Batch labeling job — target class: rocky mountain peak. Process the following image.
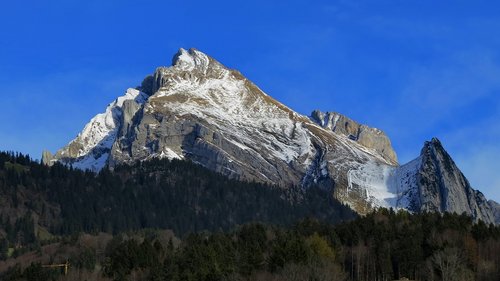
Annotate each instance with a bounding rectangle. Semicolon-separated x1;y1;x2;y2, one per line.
151;48;228;94
416;137;495;222
423;137;443;149
171;48;210;72
420;137;458;178
421;137;438;155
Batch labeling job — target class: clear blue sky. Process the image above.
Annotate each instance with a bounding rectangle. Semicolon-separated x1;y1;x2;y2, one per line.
1;0;499;201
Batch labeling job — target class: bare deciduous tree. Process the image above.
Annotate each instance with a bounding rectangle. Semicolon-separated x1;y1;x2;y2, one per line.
431;247;467;281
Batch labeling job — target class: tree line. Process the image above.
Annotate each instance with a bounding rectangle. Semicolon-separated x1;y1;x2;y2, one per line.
0;151;354;256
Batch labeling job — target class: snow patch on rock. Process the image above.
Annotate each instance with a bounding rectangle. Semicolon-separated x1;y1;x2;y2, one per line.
347;156;422;210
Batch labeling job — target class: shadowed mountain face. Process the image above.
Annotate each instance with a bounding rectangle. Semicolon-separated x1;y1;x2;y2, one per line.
44;48;499;223
408;138;496;223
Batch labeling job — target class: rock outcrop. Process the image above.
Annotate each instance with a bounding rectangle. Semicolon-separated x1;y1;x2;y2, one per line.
41;150;54;166
489;200;500;224
310;110;398;164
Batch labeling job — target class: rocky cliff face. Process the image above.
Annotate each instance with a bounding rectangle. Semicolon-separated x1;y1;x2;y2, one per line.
45;48;498;224
310;110;398;165
406;138;496;223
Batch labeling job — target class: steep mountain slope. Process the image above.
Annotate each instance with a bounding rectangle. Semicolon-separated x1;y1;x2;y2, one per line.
414;138;495;222
44;48;498;223
386;138;495;223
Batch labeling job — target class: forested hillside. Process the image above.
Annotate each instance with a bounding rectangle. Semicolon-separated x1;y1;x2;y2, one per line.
1;211;499;281
1;152;499;281
0;151;354;255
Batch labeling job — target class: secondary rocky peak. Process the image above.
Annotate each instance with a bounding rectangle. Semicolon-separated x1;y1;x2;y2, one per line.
421;137;438;154
416;137;495;223
420;137;456;176
424;137;442;148
41;150;54;165
310;109;398;165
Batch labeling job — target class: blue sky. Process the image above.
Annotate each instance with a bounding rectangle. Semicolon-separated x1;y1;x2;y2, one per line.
1;0;499;201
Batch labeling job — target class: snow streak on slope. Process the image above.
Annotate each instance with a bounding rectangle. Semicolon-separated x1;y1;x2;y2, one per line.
347;156;422;210
347;160;394;208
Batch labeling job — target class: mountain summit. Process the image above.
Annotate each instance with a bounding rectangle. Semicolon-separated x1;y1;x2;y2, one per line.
43;48;498;223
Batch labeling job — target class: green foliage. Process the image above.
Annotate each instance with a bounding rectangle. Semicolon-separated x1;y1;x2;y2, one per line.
306;233;335;261
96;211;500;281
71;247;96;271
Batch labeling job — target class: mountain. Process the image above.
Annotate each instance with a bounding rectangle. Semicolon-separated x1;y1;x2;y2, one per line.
43;48;498;223
395;138;495;223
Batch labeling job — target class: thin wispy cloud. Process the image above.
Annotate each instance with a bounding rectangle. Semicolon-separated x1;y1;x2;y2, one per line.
401;52;500;112
454;144;500;200
442;104;500;200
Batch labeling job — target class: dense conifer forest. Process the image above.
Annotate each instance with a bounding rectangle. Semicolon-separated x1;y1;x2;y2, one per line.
0;151;355;237
0;151;499;281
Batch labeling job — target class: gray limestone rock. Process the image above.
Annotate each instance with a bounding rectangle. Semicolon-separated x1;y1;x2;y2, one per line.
41;150;53;165
412;138;496;223
310;110;398;165
488;200;500;224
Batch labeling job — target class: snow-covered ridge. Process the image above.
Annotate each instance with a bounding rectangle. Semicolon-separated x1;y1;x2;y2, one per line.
73;88;147;157
172;48;211;73
55;88;148;171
